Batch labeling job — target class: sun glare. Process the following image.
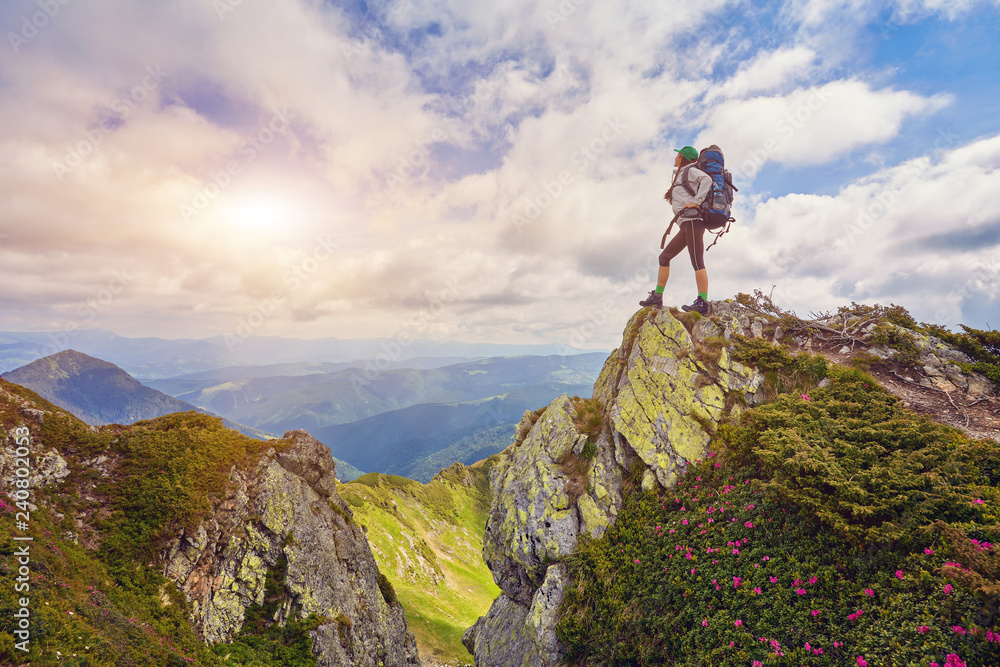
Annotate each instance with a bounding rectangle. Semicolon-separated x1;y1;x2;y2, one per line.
227;195;299;233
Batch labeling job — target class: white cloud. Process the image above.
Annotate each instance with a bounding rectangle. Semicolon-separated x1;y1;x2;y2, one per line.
708;46;819;101
709;132;1000;328
0;0;998;349
697;80;952;180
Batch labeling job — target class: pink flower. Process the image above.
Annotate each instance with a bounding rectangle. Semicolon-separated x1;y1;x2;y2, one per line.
974;499;985;504
752;587;761;595
808;577;817;584
811;610;821;617
769;576;778;583
795;588;807;595
691;568;696;575
918;625;930;634
864;588;874;597
753;662;762;667
953;625;967;635
702;619;708;627
925;547;935;555
682;519;689;525
895;570;904;579
944;583;953;594
762;556;770;561
801;394;811;401
857;657;868;667
735;619;743;627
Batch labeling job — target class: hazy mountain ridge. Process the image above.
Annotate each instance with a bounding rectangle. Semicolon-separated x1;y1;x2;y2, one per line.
147;353;608;434
0;329;607;379
318;380;595;482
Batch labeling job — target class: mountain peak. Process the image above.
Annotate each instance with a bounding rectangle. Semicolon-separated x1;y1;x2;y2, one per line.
2;350;198;426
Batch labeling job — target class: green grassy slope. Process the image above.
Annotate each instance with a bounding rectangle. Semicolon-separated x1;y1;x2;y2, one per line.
338;462;500;665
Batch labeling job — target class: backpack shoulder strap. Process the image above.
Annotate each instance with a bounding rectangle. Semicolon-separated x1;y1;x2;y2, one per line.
678;164;696;197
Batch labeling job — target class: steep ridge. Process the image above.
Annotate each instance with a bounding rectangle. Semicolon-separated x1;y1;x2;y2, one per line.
464;300;1000;666
0;380;421;666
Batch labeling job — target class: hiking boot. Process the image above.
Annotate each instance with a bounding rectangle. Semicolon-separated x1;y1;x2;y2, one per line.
639;290;663;308
681;296;711;316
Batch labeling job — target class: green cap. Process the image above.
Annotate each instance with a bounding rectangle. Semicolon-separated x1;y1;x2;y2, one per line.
674;146;699;162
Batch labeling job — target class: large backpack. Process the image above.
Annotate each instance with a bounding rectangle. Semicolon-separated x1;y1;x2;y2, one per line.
694;145;736;230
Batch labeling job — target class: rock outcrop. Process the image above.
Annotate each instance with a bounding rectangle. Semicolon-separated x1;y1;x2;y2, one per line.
465;304;765;666
161;429;421;666
0;380;422;667
465;300;1000;666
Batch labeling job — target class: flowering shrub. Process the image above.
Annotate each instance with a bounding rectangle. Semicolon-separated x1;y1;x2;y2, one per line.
557;369;1000;666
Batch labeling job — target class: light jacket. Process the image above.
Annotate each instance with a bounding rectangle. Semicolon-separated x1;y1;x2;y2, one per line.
670;164;712;218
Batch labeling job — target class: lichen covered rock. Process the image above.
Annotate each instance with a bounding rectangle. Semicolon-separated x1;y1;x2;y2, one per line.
468;305;764;666
609;307;763;489
161;429;421;666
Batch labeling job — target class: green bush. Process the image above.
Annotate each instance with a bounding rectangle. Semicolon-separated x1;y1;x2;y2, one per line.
557;369;1000;666
378;571;398;605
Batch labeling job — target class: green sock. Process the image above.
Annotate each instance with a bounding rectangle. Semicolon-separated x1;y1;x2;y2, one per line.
698;291;708;300
655;285;665;294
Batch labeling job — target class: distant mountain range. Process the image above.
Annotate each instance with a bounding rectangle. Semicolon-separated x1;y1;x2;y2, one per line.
146;353;608;434
2;348;605;484
145;353;607;482
0;329;605;379
317;381;594;483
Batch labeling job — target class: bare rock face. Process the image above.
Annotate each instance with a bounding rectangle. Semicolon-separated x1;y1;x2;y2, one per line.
466;306;764;666
161;429;421;666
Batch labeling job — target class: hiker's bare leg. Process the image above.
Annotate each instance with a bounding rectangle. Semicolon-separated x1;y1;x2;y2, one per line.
695;269;708;295
657;266;670;289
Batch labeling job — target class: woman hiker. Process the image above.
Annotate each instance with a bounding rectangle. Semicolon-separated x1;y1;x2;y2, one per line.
639;145;716;316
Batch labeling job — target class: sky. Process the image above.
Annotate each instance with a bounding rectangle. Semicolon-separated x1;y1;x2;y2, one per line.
1;0;999;351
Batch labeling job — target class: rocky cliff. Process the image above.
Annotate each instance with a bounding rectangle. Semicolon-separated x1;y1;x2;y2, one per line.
0;381;421;667
161;429;421;666
463;300;999;666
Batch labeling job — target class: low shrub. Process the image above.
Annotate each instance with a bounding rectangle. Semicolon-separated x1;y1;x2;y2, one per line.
558;369;1000;666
